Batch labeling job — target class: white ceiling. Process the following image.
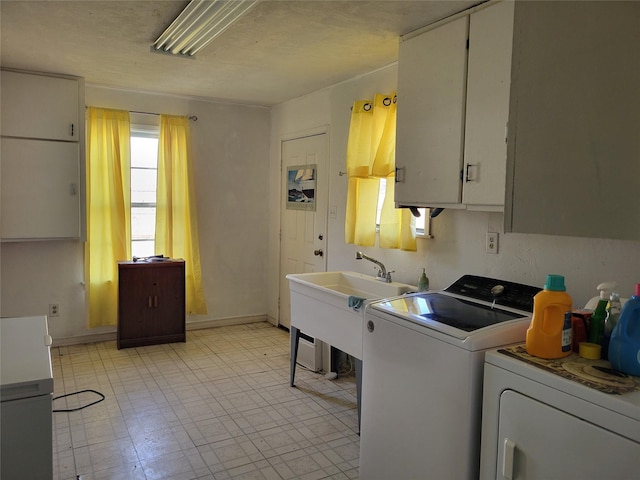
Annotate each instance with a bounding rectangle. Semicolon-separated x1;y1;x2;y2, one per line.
1;0;479;106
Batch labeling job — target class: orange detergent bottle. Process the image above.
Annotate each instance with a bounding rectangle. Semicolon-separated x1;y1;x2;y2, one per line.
526;274;573;359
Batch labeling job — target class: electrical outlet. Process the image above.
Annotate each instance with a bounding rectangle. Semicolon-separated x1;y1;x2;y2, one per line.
486;232;499;254
49;304;60;317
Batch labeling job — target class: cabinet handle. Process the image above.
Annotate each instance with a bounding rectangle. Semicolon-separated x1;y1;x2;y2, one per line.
154;296;158;308
502;438;516;480
465;163;478;183
70;123;75;137
148;296;152;308
395;166;405;183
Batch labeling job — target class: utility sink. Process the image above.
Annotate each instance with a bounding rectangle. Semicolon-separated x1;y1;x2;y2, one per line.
287;271;415;432
286;271;415;359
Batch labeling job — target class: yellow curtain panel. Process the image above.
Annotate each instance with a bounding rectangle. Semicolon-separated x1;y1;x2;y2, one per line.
156;115;207;315
85;107;131;328
344;93;416;251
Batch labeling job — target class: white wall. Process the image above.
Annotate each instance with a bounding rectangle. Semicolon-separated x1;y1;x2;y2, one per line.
1;85;271;342
268;64;640;320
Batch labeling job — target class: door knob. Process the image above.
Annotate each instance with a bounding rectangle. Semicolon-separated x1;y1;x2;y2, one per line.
314;249;324;257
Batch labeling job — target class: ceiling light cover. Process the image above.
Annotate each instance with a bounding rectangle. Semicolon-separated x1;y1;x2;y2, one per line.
153;0;259;57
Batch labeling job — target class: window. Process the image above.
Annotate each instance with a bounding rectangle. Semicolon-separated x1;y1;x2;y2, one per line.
130;125;159;258
376;178;429;236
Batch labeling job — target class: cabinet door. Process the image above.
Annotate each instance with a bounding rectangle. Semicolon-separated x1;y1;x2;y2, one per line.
395;16;468;207
118;266;155;343
505;2;640;240
462;1;514;208
497;390;640;479
1;138;80;240
149;264;185;339
1;70;79;141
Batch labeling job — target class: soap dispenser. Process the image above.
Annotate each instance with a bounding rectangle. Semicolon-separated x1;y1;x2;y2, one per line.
418;268;429;292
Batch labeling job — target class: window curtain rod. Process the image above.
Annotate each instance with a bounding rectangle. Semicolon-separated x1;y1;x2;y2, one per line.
86;107;197;121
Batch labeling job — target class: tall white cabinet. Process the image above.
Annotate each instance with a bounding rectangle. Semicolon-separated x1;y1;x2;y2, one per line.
1;69;85;240
395;0;514;211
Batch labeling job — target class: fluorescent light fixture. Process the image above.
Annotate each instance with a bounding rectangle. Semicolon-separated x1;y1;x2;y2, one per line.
153;0;259;57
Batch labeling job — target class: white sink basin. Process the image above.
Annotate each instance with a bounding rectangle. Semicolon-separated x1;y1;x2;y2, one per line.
287;271;415;359
288;271;414;299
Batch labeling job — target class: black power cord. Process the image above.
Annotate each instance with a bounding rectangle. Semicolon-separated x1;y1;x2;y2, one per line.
52;389;105;412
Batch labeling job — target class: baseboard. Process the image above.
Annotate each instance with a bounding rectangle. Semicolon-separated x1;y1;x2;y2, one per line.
186;314;267;331
52;314;269;347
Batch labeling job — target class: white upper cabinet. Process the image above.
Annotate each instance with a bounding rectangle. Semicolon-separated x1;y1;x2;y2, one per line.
1;139;81;239
505;1;640;240
395;15;468;208
1;70;80;141
395;1;514;211
1;69;84;241
462;0;514;208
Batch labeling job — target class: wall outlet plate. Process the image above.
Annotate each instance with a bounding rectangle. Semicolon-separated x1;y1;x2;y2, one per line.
49;303;60;317
486;232;499;254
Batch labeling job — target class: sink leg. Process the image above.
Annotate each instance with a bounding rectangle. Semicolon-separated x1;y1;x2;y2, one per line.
290;326;301;387
355;357;362;434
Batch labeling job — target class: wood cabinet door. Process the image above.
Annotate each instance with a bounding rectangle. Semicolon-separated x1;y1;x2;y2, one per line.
395;16;468;208
118;266;156;343
148;264;185;339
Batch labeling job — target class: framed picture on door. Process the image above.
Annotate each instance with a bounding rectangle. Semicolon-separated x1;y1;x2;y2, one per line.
286;164;316;211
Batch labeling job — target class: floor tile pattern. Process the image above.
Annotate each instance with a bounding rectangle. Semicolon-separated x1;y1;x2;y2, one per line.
52;323;359;480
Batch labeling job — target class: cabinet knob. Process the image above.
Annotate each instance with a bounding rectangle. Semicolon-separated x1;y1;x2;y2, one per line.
314;249;323;257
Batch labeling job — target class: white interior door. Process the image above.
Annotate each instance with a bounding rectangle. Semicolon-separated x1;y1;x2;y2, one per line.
279;133;327;328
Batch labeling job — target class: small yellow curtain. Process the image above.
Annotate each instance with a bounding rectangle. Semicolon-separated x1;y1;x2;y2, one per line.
85;107;131;328
156;115;207;315
345;93;416;251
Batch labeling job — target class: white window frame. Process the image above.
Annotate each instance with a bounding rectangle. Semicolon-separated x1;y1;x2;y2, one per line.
130;123;160;257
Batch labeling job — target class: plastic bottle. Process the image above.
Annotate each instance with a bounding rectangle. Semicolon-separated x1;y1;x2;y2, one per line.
526;274;573;359
418;268;429;292
608;284;640;376
602;292;622;359
588;288;609;348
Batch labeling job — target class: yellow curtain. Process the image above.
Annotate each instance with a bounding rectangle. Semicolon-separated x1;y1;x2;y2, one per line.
85;107;131;328
345;93;416;251
156;115;207;315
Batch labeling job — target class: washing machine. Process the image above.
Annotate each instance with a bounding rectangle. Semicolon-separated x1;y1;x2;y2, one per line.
480;346;640;480
359;275;541;480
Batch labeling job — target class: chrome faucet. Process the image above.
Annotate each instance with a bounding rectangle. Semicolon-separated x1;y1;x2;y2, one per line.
356;251;392;283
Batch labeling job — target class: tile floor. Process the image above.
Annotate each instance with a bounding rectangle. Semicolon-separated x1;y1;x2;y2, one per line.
52;322;360;480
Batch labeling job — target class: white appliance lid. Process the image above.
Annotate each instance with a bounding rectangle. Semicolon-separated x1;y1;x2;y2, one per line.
373;293;524;332
1;316;53;385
